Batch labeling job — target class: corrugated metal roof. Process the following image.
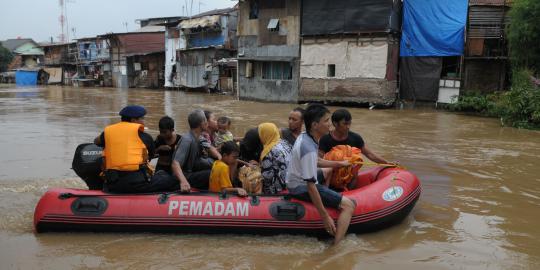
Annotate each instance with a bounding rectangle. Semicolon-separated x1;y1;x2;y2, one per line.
39;42;76;47
116;33;165;55
468;5;509;38
134;25;166;32
469;0;512;6
1;39;36;51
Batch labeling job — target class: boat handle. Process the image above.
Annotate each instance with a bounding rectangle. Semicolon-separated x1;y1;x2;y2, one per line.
250;196;260;206
158;193;170;204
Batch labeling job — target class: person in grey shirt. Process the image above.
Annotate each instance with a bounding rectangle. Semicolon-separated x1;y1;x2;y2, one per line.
286;104;355;245
171;110;212;192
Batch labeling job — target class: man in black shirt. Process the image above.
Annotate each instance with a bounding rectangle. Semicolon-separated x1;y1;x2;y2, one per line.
319;109;389;164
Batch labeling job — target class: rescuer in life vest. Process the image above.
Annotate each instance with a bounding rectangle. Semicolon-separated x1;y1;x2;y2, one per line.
94;105;178;193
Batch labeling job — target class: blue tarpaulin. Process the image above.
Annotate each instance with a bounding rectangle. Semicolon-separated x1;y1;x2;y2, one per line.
400;0;468;56
15;70;38;86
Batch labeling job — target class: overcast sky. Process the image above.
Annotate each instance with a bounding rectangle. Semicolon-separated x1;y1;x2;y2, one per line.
0;0;235;43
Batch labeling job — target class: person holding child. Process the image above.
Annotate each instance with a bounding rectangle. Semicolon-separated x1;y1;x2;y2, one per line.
153;116;181;174
214;116;235;149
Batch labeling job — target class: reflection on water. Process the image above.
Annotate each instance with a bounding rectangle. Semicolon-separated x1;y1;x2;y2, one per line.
0;85;539;269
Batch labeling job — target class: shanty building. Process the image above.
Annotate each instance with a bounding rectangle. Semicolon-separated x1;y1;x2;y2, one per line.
177;7;238;92
462;0;511;93
236;0;301;102
299;0;401;105
74;37;112;86
101;31;165;88
40;42;77;85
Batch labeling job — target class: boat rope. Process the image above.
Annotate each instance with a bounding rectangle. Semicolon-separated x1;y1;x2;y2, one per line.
351;160;406;169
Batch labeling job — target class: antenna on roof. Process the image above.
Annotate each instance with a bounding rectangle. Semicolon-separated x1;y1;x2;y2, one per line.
199;1;204;14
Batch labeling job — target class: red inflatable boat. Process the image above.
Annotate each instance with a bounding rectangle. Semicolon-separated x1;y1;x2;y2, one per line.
34;166;421;235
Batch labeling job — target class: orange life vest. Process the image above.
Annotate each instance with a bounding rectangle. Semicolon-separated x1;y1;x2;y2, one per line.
323;145;363;190
103;122;147;171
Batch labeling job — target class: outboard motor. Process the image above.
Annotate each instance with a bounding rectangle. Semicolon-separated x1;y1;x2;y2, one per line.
72;143;104;190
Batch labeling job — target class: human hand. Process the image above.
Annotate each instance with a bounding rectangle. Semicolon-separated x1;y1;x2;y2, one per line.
237;188;248;197
180;180;191;193
323;215;336;236
337;160;350;168
248;160;259;168
389;160;400;167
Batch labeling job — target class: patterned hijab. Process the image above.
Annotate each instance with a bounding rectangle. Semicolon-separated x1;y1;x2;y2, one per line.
258;122;280;161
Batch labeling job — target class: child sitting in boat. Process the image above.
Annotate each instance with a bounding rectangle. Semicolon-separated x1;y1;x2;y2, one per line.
214;116;234;150
209;141;247;196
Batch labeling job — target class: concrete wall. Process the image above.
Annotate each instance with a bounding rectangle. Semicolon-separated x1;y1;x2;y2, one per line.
236;0;301;103
299;37;398;105
238;59;299;103
301;40;388;79
300;78;396;105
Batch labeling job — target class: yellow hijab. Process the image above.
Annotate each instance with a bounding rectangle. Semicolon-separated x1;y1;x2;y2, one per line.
258;122;280;161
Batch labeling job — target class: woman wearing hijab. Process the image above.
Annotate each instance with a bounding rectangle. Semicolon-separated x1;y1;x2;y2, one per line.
258;122;292;194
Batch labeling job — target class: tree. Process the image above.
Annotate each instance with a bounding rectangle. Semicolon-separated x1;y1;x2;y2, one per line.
0;42;14;72
507;0;540;74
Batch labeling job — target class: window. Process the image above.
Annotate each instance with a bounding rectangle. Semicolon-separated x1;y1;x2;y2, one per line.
261;61;292;80
327;64;336;77
267;19;279;32
249;0;259;19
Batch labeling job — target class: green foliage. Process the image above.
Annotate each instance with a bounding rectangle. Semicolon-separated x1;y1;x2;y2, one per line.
496;70;540;128
447;92;496;115
0;42;14;72
448;70;540;129
507;0;540;73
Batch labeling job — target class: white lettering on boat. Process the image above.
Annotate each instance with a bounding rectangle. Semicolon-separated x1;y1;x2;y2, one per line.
82;150;102;156
168;200;249;217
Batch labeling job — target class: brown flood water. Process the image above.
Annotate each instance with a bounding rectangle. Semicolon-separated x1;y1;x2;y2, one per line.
0;85;539;269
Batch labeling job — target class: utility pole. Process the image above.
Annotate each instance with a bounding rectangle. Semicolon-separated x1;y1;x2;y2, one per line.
59;0;75;42
59;0;65;42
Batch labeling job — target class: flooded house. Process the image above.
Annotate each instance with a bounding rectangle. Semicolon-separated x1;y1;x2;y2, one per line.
462;0;511;93
236;0;301;102
1;38;46;86
151;17;186;88
399;1;468;103
74;37;112;86
1;38;44;70
100;30;165;89
299;0;401;105
176;7;238;92
40;42;77;85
